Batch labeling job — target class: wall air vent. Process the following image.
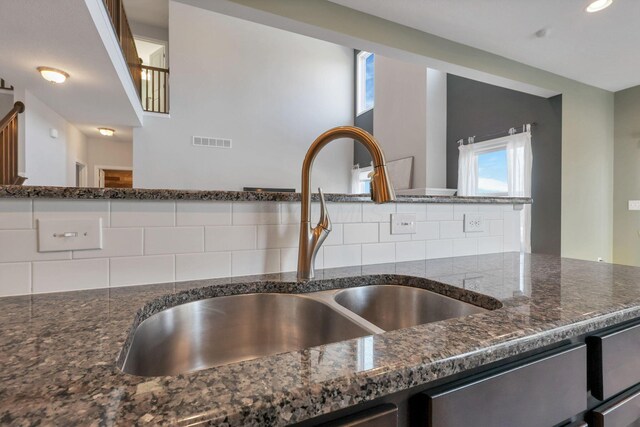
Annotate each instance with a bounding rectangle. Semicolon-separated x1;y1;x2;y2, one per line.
192;136;232;148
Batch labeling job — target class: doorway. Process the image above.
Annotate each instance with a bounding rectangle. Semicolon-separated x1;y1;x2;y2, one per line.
95;166;133;188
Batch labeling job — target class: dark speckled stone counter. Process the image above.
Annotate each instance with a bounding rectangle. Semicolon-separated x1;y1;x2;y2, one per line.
2;253;640;426
0;185;532;204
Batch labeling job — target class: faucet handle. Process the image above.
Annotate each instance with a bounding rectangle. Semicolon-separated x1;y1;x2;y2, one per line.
317;187;331;231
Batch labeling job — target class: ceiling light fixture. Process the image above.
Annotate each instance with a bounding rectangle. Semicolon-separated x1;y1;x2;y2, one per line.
98;128;115;137
37;67;69;84
586;0;613;13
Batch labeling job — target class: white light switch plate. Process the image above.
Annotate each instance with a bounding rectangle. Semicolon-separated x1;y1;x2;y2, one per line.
37;218;103;252
464;213;485;232
391;213;416;235
629;200;640;211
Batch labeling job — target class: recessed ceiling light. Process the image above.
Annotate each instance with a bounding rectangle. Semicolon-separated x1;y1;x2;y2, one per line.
37;67;69;84
98;128;115;137
586;0;613;13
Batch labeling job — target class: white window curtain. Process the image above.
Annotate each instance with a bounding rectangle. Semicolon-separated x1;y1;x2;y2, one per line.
457;130;533;252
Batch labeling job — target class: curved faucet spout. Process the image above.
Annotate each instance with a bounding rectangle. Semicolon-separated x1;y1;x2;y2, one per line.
297;126;396;280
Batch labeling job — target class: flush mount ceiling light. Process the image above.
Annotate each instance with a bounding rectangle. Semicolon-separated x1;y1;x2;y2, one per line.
586;0;613;13
98;128;115;137
37;67;69;84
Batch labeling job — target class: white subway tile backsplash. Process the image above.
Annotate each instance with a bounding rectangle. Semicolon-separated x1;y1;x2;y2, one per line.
478;236;503;255
343;223;378;244
111;200;175;227
145;227;204;255
110;255;175;287
452;238;478;257
326;203;362;223
232;249;280;276
324;223;343;246
396;241;427;262
489;220;504;236
175;252;231;281
34;200;109;227
0;263;31;296
73;228;143;259
0;230;71;262
280;247;323;272
257;224;298;249
397;203;427;221
0;197;521;296
427;204;453;221
427;239;453;259
0;199;32;229
440;221;465;239
362;203;395;222
324;244;361;269
176;201;232;226
478;205;503;220
362;243;395;265
232;202;279;225
33;259;109;293
503;210;522;252
379;222;411;242
205;226;256;252
413;222;439;241
453;204;478;220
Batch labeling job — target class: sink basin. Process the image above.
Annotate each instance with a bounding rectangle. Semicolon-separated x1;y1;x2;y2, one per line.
121;293;372;376
334;285;487;331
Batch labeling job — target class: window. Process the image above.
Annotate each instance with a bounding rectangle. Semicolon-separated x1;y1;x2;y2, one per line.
355;166;373;194
356;51;374;115
476;148;508;196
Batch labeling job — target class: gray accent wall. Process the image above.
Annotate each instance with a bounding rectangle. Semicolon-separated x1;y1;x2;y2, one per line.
446;75;562;255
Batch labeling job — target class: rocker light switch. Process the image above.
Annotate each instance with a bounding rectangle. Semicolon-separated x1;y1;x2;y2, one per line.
37;218;103;252
391;213;416;234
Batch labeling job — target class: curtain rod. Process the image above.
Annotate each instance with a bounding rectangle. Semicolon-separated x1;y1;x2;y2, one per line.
456;122;536;146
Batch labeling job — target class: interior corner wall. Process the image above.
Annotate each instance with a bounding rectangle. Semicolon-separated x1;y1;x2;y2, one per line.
446;74;562;255
133;1;354;192
613;85;640;267
22;90;87;187
373;54;427;189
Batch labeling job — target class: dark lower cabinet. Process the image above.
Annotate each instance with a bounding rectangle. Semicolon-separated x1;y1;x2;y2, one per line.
318;404;398;427
415;344;587;427
306;318;640;427
591;385;640;427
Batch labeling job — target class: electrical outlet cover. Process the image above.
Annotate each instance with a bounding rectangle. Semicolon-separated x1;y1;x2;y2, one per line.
629;200;640;211
464;213;485;233
391;213;417;234
37;218;103;252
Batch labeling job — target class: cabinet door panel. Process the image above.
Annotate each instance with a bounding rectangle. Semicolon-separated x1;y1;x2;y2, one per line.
587;320;640;401
418;344;587;427
592;385;640;427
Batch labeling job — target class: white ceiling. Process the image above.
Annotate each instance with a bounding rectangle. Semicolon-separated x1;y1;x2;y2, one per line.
123;0;169;29
0;0;140;141
329;0;640;92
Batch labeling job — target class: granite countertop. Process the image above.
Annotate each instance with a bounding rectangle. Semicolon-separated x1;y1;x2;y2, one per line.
0;185;532;204
2;253;640;426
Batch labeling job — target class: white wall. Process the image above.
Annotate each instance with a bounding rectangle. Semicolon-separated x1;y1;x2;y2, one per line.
204;0;615;262
426;69;447;188
22;90;87;186
0;93;13;115
85;138;133;187
374;55;427;189
133;2;354;192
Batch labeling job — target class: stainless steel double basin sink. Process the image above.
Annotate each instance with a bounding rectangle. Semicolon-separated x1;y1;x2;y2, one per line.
120;285;491;377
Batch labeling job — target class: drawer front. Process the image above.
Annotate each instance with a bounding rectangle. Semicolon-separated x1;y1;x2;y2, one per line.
419;344;587;427
587;321;640;401
318;404;397;427
592;384;640;427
